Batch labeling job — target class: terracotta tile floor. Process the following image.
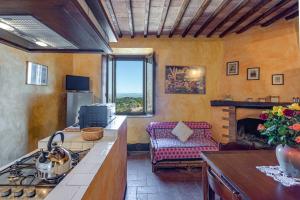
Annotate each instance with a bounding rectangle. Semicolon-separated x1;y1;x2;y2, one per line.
125;152;202;200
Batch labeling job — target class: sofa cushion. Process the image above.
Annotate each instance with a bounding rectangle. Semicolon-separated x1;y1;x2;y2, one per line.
154;137;218;149
171;121;193;142
150;137;219;163
146;121;212;139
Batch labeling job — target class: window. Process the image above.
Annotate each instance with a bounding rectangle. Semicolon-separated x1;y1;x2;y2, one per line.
106;55;155;115
116;59;144;114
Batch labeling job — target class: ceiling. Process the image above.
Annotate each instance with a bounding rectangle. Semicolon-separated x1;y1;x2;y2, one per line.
101;0;299;38
0;0;297;52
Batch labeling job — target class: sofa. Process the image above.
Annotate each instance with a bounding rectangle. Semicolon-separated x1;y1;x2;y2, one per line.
146;121;219;172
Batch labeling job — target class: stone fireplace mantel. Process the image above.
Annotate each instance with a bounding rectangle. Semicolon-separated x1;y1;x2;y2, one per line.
211;100;290;109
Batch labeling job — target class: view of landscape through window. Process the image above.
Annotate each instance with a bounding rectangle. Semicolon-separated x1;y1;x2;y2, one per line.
116;60;144;114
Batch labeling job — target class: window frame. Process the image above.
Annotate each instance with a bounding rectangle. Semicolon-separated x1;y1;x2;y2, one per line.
106;55;154;116
105;55;115;103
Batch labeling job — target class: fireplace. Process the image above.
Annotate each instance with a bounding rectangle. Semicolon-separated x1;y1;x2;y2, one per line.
236;118;271;149
210;100;289;147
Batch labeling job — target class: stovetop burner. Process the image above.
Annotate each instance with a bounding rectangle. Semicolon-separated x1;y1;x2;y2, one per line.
0;149;88;199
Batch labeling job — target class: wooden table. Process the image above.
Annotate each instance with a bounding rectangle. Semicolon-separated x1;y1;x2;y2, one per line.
201;150;300;200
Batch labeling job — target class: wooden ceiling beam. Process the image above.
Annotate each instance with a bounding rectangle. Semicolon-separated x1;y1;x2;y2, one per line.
157;0;171;37
207;0;249;38
236;0;290;34
182;0;211;37
144;0;151;37
87;0;118;41
194;0;231;37
219;0;271;38
169;0;191;38
104;0;122;37
125;0;134;38
285;10;299;20
262;3;298;27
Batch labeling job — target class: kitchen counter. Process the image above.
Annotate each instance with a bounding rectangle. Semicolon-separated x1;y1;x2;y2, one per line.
39;116;127;200
38;116;126;151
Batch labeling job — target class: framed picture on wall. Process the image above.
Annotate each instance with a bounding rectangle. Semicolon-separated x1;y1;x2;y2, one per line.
26;61;48;86
165;65;206;94
272;74;284;85
226;61;239;76
247;67;260;80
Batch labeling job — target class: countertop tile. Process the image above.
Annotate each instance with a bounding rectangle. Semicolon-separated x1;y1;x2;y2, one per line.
72;186;88;200
45;185;80;200
72;162;100;174
66;173;95;186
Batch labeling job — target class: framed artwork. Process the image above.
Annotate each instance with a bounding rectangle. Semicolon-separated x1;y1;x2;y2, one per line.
26;61;48;86
247;67;260;80
165;65;206;94
272;74;284;85
226;61;239;76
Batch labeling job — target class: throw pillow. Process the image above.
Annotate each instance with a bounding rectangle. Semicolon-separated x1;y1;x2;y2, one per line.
171;121;193;142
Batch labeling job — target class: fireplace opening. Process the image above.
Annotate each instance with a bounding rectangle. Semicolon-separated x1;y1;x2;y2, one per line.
237;118;272;149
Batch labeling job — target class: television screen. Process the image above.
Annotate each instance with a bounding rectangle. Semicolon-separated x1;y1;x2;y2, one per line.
66;75;90;91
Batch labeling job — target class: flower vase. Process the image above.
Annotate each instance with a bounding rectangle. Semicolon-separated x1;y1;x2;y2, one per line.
276;144;300;178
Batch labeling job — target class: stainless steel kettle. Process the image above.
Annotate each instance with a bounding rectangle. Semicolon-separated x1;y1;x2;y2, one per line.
36;131;73;180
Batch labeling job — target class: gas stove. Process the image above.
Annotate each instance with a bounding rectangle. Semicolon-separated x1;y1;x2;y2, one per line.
0;149;88;199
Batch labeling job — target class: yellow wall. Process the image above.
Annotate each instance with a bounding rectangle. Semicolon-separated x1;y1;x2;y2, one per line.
111;37;224;143
221;19;300;102
298;1;300;47
110;18;299;144
0;46;102;166
209;19;300;143
72;54;102;102
0;44;73;166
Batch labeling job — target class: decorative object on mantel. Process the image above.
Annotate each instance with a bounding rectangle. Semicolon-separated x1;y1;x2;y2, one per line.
256;166;300;187
265;96;280;103
226;61;239;76
165;65;206;94
246;98;253;102
293;97;300;103
258;103;300;178
223;95;233;101
26;61;48;86
272;74;284;85
247;67;260;80
258;98;266;102
270;96;280;103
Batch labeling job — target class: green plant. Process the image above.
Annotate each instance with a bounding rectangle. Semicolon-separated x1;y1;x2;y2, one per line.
258;103;300;146
116;97;143;114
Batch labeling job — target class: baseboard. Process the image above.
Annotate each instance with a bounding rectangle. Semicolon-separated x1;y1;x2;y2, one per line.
127;143;150;151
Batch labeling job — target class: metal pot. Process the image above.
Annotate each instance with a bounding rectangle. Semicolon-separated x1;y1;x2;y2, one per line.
36;131;73;180
276;144;300;178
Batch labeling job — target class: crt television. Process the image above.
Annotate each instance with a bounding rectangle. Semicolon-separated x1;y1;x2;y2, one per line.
66;75;90;91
